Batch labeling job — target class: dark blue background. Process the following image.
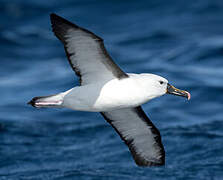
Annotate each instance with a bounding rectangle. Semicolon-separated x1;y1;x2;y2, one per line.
0;0;223;179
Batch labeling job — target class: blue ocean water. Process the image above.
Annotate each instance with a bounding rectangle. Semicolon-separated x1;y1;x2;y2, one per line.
1;0;223;179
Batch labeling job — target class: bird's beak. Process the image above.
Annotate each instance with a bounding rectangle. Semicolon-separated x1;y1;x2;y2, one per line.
166;83;190;100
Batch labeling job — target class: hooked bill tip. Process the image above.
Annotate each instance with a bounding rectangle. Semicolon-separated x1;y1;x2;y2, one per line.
186;91;191;100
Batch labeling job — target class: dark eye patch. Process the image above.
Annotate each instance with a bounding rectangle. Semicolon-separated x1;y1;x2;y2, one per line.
159;81;164;85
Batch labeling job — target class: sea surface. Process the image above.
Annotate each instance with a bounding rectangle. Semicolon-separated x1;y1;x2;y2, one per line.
0;0;223;179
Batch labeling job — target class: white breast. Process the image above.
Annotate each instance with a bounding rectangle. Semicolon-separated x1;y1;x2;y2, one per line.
62;74;151;112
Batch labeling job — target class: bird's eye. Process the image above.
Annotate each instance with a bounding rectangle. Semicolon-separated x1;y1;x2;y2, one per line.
159;81;164;85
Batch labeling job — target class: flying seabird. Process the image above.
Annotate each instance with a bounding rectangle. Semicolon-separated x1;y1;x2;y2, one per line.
28;13;190;167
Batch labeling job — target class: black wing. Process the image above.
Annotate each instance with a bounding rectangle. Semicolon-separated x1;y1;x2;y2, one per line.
101;106;165;166
50;13;128;85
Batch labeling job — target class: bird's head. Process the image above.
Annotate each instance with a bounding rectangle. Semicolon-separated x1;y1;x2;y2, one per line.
140;74;190;100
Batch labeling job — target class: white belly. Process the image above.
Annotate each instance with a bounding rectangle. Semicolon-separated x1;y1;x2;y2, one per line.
62;75;151;112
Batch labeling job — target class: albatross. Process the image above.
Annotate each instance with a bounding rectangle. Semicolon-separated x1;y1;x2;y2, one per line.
28;13;190;167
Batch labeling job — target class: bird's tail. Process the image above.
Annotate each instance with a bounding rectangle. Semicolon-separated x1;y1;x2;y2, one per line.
28;93;64;108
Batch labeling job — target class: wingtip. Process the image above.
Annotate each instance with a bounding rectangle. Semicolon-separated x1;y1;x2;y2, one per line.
50;13;59;19
50;13;60;22
134;156;165;167
49;13;77;27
